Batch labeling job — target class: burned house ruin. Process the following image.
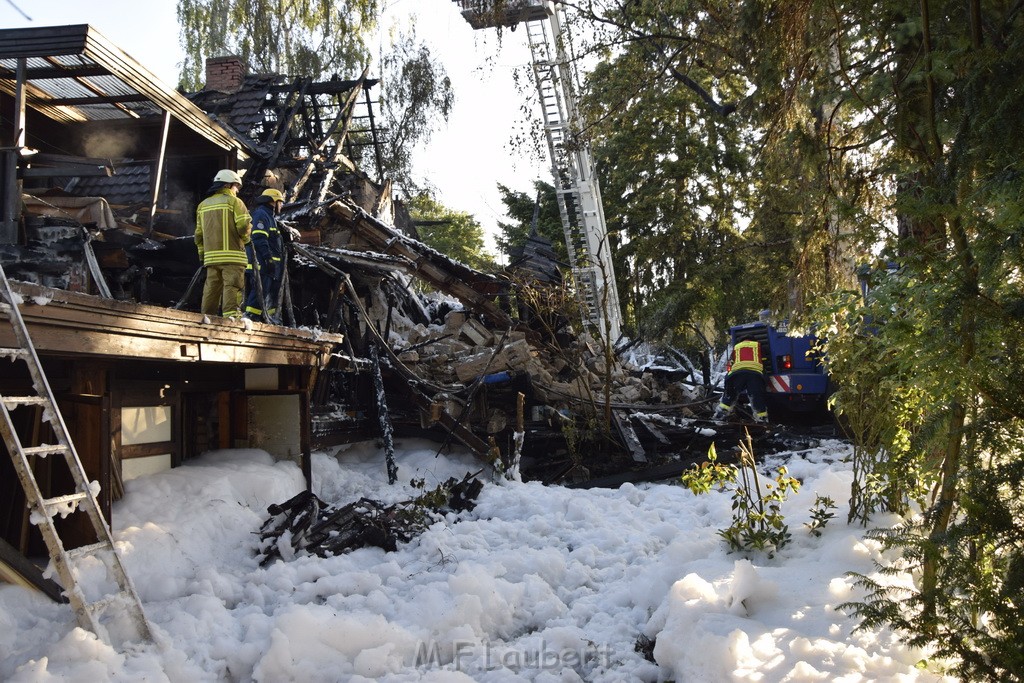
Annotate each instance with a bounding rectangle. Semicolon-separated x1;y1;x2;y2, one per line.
0;25;802;583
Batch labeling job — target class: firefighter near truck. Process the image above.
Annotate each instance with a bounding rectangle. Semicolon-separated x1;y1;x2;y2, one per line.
725;320;831;423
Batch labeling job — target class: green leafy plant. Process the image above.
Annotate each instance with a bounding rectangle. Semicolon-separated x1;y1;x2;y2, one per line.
681;435;801;558
680;442;736;494
805;495;838;537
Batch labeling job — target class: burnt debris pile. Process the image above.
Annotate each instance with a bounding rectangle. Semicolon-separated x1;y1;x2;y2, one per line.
256;473;484;564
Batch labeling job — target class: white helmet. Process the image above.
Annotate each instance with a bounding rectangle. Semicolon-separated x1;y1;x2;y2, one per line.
213;169;243;185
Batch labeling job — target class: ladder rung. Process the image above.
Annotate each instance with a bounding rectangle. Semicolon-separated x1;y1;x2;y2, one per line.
85;591;130;616
3;396;51;409
0;347;27;359
23;444;69;457
43;491;89;510
66;540;114;563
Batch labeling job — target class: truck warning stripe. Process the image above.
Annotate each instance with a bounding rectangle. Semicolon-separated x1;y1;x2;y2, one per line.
769;375;791;393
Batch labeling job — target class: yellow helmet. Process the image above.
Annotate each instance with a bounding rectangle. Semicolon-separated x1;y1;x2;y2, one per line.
213;169;243;185
261;188;285;203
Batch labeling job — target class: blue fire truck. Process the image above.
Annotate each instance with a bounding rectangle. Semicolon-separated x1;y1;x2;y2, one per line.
727;320;830;419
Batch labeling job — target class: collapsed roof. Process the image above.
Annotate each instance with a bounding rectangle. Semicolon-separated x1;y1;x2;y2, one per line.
0;25;807;488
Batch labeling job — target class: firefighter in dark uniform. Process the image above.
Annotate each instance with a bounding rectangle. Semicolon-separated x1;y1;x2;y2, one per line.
715;335;769;422
244;188;285;321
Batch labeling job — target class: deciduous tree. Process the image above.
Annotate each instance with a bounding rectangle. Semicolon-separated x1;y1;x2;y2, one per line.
176;0;379;90
407;192;496;272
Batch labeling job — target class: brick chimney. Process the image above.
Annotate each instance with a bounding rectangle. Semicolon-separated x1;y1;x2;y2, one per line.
205;55;246;93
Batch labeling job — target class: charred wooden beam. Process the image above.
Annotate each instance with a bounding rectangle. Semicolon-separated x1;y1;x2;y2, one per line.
22;164;112;177
268;78;310;168
369;342;398;485
363;87;384;179
267;78;379;96
256;473;482;564
395;376;493;463
329;201;521;332
288;66;370;201
0;537;67;604
611;410;647;463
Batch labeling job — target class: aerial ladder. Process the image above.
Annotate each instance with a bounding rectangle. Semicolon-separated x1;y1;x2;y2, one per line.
452;0;624;342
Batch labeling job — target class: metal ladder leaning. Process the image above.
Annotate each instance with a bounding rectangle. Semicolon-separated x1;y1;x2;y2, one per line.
0;263;151;644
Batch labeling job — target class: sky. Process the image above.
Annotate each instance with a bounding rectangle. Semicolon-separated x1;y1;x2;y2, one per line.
0;0;547;254
0;438;955;681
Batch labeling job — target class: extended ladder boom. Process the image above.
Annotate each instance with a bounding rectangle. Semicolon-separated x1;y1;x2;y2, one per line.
453;0;624;342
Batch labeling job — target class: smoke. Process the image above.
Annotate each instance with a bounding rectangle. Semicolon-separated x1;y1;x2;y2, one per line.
81;128;140;160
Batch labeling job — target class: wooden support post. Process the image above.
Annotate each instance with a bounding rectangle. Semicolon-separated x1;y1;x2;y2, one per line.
217;391;231;449
2;58;26;244
146;110;171;237
83;234;113;299
281;258;296;326
363;87;384;182
300;387;312;492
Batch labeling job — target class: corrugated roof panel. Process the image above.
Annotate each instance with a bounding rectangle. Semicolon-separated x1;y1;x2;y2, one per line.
82;74;137;95
0;24;254;157
48;53;92;67
75;103;132;121
38;77;96;99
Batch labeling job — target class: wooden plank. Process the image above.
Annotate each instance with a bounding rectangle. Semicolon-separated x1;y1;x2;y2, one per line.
120;441;175;459
0;281;343;368
1;65;109;80
39;94;149;106
0;25;89;58
80;27;251;157
0;537;67;603
22;165;113;178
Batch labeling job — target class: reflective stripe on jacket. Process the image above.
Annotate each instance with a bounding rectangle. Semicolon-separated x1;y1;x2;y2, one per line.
729;340;764;374
195;190;251;266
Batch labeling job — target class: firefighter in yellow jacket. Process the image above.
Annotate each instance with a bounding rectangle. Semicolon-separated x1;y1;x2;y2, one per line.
195;169;252;318
714;336;769;422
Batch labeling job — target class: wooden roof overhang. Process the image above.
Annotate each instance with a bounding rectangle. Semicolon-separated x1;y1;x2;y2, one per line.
0;24;253;159
1;281;344;368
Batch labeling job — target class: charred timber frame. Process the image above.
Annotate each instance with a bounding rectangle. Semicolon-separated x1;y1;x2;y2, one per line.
329;201;520;332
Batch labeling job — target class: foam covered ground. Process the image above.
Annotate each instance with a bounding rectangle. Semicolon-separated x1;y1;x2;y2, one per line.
0;439;952;681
